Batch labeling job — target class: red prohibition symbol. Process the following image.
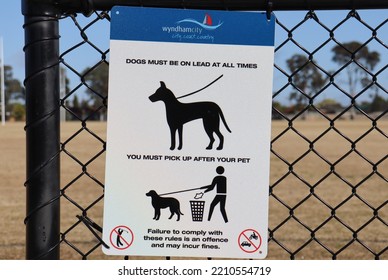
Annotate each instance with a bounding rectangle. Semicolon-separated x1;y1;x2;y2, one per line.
238;229;262;253
110;225;134;250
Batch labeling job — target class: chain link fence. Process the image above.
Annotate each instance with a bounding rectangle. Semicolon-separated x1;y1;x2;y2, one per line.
23;0;387;259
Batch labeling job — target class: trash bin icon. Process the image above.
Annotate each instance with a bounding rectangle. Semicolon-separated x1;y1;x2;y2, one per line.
190;200;205;222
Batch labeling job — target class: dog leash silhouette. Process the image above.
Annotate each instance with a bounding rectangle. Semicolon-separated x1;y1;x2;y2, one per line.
176;74;224;99
159;187;206;199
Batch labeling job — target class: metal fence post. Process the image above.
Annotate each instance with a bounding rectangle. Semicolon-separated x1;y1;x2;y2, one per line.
22;0;61;260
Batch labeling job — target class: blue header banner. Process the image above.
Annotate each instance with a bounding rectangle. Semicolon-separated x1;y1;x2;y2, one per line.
110;6;275;46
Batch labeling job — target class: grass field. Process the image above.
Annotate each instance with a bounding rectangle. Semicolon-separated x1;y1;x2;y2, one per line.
0;119;387;259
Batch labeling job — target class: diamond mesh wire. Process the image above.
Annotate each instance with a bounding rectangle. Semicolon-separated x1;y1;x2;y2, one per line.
57;9;387;259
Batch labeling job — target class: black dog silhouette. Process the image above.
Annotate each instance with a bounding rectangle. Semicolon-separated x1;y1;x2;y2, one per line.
149;81;231;150
146;190;183;221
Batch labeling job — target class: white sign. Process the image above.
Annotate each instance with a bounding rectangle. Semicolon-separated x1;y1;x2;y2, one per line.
103;6;275;259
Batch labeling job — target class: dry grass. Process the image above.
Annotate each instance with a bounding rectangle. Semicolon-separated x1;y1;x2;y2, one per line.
0;123;26;259
269;119;388;259
0;119;387;259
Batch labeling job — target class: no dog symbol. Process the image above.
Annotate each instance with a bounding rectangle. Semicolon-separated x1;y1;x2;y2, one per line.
110;225;134;250
238;229;262;253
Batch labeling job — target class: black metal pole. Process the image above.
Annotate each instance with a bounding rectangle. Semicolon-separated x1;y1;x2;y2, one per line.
56;0;388;15
22;0;61;260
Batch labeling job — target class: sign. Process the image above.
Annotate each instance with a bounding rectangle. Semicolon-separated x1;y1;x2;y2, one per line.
109;226;134;250
103;6;275;259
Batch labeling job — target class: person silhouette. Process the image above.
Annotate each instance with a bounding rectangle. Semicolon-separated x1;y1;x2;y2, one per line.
116;228;127;247
201;166;228;223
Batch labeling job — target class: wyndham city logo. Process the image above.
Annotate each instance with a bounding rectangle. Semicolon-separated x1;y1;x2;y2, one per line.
177;13;223;30
161;13;223;42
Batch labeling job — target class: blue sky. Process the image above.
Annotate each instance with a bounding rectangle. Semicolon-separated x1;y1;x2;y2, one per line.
1;2;386;105
0;2;25;82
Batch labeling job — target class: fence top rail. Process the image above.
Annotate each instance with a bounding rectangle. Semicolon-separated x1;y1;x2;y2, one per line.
23;0;388;17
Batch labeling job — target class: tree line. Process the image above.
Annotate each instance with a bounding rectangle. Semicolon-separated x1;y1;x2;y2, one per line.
275;41;384;119
0;65;25;121
1;41;386;122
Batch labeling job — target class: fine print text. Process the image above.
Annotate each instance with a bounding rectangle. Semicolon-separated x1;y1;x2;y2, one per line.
144;228;228;250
